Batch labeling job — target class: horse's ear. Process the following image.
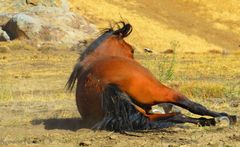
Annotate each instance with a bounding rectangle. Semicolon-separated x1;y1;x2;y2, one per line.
125;24;132;37
121;23;132;38
113;21;132;38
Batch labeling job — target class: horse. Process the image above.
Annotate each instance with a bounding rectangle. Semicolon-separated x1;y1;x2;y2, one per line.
66;22;236;131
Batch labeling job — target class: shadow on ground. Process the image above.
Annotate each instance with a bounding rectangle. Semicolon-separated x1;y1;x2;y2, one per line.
30;117;186;132
31;118;90;131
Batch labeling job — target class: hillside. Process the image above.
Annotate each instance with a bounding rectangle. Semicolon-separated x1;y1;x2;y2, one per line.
1;0;240;53
69;0;240;53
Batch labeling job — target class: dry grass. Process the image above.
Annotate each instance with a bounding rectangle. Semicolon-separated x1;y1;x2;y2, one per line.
0;47;239;146
0;44;239;101
136;52;240;99
0;44;76;102
69;0;240;53
0;1;240;145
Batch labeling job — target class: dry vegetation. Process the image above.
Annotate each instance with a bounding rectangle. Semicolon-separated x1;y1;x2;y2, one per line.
0;42;239;146
69;0;240;53
0;0;240;146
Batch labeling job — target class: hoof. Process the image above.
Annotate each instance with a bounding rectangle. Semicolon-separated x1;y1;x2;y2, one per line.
215;116;230;127
228;115;237;125
215;115;237;126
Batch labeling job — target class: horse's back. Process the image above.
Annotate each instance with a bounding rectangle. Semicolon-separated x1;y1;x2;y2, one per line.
85;56;174;104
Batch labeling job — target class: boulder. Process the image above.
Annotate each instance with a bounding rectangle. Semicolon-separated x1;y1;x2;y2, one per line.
0;13;17;26
0;0;61;13
2;6;98;46
3;13;42;40
0;27;10;41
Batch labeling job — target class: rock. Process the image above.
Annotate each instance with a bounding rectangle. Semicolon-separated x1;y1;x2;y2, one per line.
4;13;42;40
144;48;153;53
0;0;65;13
163;49;175;54
0;13;17;26
109;135;118;140
0;27;10;41
2;6;98;46
26;0;39;6
229;101;239;107
79;140;91;146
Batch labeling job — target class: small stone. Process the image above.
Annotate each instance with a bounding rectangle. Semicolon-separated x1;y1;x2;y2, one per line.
144;48;153;53
26;0;38;6
0;27;10;41
32;137;41;144
109;135;117;140
79;140;91;146
163;49;174;54
230;101;239;107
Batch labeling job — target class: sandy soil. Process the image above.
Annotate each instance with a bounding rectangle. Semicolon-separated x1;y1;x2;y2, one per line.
1;1;240;145
0;98;239;147
0;51;239;146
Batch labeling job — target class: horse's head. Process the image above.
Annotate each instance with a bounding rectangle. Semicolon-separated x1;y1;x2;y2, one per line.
80;21;135;61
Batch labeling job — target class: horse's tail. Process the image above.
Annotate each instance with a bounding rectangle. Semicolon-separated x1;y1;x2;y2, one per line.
65;62;82;91
93;84;174;131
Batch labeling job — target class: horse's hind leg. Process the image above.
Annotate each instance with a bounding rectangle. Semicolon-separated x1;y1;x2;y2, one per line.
175;97;225;117
160;113;216;126
172;95;237;124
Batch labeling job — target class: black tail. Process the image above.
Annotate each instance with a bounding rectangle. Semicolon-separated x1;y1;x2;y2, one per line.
65;62;82;91
93;84;175;131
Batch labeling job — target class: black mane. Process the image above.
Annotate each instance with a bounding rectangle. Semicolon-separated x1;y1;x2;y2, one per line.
66;21;133;91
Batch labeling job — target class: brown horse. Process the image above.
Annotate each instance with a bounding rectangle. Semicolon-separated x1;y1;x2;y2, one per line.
66;22;236;131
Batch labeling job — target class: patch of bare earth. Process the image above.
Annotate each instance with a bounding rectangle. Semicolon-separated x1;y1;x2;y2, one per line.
0;98;239;146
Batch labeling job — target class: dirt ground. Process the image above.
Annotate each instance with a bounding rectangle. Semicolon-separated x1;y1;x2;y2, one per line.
0;98;239;147
0;50;239;146
1;0;240;146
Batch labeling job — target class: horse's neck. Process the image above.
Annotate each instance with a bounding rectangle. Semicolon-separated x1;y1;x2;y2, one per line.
82;48;111;62
80;52;105;68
